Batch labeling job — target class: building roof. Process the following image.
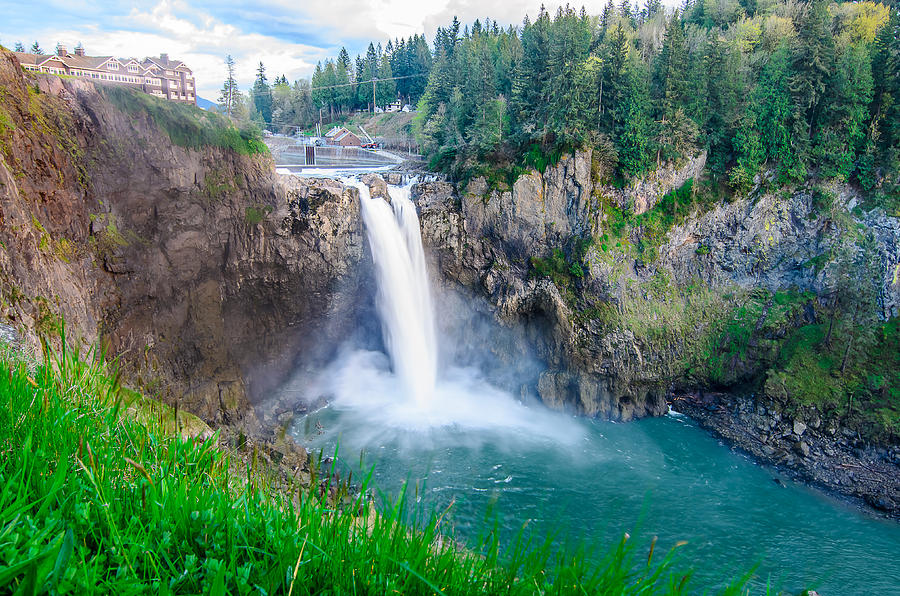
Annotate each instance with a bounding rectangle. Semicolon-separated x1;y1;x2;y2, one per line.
13;51;119;71
13;49;194;82
143;55;191;73
12;52;46;66
334;130;361;143
62;54;115;69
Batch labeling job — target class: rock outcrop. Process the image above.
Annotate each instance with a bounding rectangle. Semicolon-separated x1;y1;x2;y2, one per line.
414;151;673;420
412;149;900;423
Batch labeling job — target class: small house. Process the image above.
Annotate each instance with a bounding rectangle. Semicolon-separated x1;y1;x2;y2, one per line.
332;130;362;147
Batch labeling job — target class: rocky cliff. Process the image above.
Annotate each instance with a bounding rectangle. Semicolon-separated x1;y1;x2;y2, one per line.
0;49;365;428
412;149;900;429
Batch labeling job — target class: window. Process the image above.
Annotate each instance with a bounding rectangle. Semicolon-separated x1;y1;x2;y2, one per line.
107;61;118;70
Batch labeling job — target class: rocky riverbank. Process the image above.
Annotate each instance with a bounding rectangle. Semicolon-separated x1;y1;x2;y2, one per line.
672;391;900;518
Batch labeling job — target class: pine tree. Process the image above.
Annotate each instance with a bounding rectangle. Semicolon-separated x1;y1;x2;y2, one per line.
30;41;43;54
653;13;692;163
509;8;551;145
702;35;740;173
376;54;396;108
252;62;272;127
545;6;593;145
615;61;654;176
598;24;630;133
814;42;873;180
14;42;24;52
869;6;900;191
789;0;835;160
218;55;238;118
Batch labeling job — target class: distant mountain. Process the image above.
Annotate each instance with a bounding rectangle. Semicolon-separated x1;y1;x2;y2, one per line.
196;96;217;110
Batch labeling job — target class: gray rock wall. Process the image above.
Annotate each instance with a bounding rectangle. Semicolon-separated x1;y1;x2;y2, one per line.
412;153;900;421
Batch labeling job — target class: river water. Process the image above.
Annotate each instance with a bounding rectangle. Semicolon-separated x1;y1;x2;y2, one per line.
294;404;900;593
286;180;900;593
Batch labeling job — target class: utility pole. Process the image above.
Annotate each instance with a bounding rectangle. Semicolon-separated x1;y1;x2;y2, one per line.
372;77;376;113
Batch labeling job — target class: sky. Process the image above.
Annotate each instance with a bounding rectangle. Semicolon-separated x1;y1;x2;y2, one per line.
0;0;674;101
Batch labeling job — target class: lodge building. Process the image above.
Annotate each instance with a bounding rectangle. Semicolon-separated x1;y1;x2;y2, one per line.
13;44;196;104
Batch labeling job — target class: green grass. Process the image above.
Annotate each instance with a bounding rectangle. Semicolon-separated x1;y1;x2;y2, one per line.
99;85;268;156
0;335;755;594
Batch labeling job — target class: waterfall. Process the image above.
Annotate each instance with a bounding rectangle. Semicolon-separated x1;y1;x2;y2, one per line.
347;179;437;406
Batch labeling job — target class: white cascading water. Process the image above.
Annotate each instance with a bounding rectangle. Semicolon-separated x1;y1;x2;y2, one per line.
297;176;581;441
346;179;437;406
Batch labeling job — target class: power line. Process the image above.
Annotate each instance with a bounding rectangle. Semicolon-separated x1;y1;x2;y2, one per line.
246;72;430;96
309;72;428;91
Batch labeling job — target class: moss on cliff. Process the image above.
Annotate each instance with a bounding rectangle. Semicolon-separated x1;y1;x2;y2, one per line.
99;85;268;156
587;281;899;441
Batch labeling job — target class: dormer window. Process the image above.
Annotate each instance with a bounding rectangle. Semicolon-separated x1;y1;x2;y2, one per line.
107;60;119;70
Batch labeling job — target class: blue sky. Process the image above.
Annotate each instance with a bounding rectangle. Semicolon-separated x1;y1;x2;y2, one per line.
0;0;671;101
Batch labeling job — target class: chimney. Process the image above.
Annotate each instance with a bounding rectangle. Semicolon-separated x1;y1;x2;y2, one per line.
160;53;168;63
56;44;67;57
74;44;85;57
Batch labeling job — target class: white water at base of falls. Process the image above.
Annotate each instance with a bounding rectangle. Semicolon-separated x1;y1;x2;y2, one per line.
312;178;582;442
346;179;437;406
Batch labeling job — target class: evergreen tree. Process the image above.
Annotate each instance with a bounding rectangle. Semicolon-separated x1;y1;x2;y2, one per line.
376;53;396;107
615;60;655;176
814;42;873;180
509;8;551;145
789;0;836;161
335;48;353;113
545;6;593;145
653;13;693;163
218;54;238;118
30;41;43;54
252;62;272;128
702;35;740;173
599;24;631;133
868;6;900;190
13;42;24;52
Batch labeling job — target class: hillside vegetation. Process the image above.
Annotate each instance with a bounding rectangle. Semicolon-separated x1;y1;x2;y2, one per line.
100;85;268;155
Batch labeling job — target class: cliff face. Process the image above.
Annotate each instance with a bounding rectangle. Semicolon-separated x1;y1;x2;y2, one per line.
0;50;365;427
413;150;900;422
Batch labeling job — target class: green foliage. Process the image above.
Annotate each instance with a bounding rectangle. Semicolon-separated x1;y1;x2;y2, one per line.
202;168;238;201
530;236;592;297
244;204;273;225
99;86;267;155
0;337;738;594
0;106;14;135
522;142;564;173
386;3;900;194
632;179;697;259
595;179;715;264
764;315;900;441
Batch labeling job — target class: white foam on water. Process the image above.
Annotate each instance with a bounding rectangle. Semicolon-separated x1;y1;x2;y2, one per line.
309;178;585;448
